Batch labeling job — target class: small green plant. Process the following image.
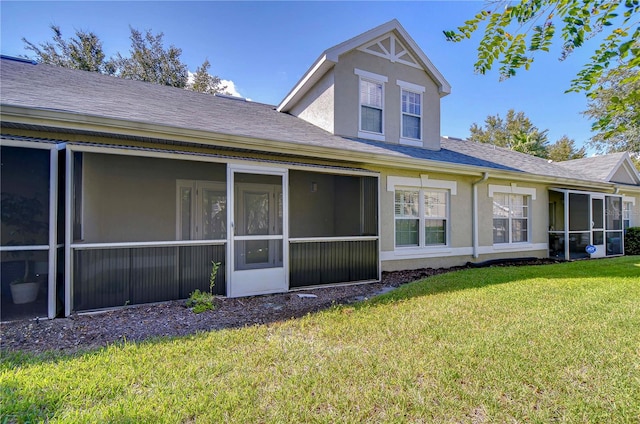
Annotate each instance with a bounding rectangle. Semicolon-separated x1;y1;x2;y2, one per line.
186;261;221;313
186;289;215;313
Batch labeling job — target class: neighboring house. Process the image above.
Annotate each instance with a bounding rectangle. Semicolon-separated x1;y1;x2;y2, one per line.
1;20;639;321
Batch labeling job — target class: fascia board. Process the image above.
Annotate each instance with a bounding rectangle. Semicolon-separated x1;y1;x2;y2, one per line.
277;55;334;112
1;105;615;192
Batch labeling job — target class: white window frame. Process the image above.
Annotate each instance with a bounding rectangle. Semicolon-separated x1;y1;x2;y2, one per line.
388;175;457;250
492;193;530;245
489;184;536;246
355;68;387;141
176;180;226;241
394;188;450;248
397;80;425;146
623;197;635;230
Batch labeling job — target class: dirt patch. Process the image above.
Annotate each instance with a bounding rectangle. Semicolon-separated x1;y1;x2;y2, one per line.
0;260;557;355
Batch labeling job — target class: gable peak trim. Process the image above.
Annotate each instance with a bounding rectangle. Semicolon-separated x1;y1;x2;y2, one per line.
358;33;421;69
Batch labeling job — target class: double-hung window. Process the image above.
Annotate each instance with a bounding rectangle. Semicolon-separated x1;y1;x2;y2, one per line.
397;80;425;145
355;69;387;139
493;193;529;244
395;189;448;247
401;90;421;140
361;80;383;133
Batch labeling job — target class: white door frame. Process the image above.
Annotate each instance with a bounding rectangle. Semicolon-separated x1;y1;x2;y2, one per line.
227;164;289;297
590;194;606;258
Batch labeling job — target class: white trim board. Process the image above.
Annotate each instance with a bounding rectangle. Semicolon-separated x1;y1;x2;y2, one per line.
488;183;537;200
387;175;457;195
381;243;547;261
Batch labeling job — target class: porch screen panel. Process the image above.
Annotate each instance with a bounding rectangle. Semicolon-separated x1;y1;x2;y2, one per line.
74;248;129;311
290;240;378;288
289;171;378;238
73;244;226;311
179;244;226;296
80;153;226;243
1;250;49;322
569;194;589;231
130;247;178;304
0;146;50;247
606;196;623;255
361;177;378;236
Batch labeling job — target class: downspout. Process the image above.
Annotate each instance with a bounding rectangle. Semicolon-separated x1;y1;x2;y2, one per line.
472;172;489;259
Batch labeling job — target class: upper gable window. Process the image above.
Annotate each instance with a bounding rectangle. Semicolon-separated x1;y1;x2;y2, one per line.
355;69;387;141
361;80;383;133
397;80;425;146
401;90;421;139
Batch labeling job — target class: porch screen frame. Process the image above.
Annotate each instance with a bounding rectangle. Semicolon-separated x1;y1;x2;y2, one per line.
0;138;63;320
64;144;233;316
289;167;381;287
548;188;625;260
64;142;378;315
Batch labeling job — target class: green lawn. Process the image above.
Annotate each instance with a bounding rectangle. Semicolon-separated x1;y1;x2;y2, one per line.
2;257;639;423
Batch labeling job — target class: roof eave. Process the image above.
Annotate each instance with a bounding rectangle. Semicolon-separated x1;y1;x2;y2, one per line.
1;105;616;191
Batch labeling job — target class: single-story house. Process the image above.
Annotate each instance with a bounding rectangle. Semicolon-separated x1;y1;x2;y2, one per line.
1;20;638;321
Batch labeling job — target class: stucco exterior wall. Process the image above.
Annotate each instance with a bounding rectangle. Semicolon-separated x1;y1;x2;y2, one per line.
82;153;226;242
611;166;636;185
377;167;473;252
289;71;335;134
378;169;551;271
333;50;441;150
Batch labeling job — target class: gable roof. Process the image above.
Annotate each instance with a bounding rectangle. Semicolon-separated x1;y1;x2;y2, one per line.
277;19;451;113
0;56;630;190
557;152;640;185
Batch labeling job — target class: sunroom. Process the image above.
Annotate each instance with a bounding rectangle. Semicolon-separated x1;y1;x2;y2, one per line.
548;189;624;260
65;143;379;316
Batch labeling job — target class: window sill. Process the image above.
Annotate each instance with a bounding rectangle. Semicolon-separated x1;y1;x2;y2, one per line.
491;242;533;251
399;137;422;147
394;246;451;255
357;131;385;142
381;246;472;261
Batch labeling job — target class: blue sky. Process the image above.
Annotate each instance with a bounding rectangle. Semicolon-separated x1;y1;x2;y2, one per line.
1;1;599;151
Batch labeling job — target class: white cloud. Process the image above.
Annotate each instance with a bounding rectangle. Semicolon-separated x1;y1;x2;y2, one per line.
221;79;242;98
186;71;243;98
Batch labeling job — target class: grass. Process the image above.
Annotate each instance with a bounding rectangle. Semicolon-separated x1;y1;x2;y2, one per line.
2;257;639;423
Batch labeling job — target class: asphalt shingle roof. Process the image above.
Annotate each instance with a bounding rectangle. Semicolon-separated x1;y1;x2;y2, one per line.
555;152;627;182
0;57;623;185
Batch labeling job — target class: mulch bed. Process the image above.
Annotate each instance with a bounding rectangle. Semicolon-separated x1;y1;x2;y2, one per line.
0;260;558;355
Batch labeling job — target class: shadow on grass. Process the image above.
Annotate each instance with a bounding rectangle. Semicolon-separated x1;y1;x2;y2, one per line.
364;255;640;307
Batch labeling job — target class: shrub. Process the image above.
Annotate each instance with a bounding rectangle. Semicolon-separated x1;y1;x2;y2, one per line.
624;227;640;255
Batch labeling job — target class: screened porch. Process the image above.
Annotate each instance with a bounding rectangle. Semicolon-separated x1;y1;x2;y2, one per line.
548;189;624;260
66;145;379;314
